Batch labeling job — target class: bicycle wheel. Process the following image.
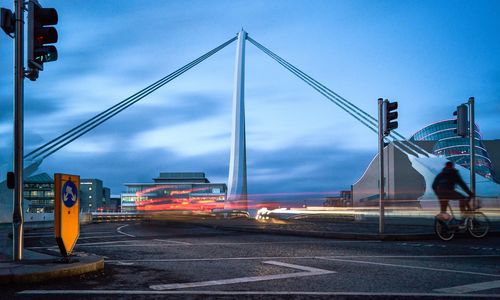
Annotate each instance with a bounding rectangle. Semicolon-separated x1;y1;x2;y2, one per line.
467;212;489;238
435;219;454;241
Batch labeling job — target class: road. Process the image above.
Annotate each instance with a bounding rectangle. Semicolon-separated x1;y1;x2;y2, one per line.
7;220;500;299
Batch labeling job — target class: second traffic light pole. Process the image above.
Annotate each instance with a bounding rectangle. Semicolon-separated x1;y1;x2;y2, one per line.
378;98;385;235
13;0;25;261
469;97;476;208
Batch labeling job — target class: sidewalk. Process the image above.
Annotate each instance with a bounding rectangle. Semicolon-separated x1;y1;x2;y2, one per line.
0;224;104;284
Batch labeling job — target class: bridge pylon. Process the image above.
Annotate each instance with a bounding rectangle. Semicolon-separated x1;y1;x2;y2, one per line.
226;29;248;212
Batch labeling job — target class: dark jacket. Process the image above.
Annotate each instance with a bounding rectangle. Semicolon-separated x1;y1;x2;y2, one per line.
432;167;472;198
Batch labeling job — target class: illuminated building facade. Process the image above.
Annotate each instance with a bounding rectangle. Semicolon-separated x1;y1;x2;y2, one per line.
410;120;497;182
121;172;227;212
352;118;500;208
24;173;55;213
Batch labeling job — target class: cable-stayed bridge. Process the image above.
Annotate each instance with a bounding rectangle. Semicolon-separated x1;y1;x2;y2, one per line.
4;30;498;217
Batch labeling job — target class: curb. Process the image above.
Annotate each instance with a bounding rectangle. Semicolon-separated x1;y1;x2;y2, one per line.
209;223;500;241
145;219;438;241
145;218;499;241
207;224;437;241
0;254;104;284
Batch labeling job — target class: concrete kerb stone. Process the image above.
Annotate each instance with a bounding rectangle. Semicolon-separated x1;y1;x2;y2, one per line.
0;254;104;285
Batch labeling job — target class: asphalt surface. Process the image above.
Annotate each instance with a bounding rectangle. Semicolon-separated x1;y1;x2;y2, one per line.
4;220;500;299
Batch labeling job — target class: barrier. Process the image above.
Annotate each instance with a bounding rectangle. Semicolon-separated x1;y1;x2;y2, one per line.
90;212;143;223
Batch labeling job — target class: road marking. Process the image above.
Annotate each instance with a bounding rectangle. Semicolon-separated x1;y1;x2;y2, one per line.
178;240;380;246
435;279;500;294
105;254;500;263
149;260;334;290
27;239;137;250
25;232;117;239
24;231;117;238
77;240;138;246
26;234;129;242
112;261;135;266
106;256;319;263
319;257;500;278
71;244;158;248
116;224;135;237
78;235;130;240
265;260;330;272
154;239;192;245
17;290;500;298
63;240;381;248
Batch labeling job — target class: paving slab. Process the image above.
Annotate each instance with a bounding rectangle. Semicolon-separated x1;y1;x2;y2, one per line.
0;225;104;284
0;253;104;284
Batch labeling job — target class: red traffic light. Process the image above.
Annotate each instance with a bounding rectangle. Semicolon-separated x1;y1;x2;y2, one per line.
27;0;59;75
35;26;58;45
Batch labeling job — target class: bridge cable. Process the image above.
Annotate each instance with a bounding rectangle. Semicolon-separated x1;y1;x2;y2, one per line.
247;36;410;155
247;36;426;157
247;36;431;158
25;36;237;161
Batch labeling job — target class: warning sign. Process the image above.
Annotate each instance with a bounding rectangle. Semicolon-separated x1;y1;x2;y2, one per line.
54;173;80;257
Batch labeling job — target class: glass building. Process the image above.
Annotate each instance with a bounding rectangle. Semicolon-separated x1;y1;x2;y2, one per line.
121;172;227;212
24;173;55;213
410;120;497;182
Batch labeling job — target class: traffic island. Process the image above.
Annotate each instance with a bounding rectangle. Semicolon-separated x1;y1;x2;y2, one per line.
0;251;104;284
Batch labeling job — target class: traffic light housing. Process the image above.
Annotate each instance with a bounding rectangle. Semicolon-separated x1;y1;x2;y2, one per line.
383;99;398;136
453;104;468;137
1;8;15;37
27;0;58;78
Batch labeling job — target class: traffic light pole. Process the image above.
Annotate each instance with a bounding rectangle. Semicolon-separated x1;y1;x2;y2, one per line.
469;97;475;207
378;98;384;235
12;0;25;261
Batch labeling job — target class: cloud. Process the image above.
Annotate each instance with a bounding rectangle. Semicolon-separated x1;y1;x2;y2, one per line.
247;144;373;194
131;114;231;156
36;138;373;203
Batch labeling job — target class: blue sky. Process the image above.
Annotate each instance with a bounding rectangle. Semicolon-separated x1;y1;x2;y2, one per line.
1;0;499;201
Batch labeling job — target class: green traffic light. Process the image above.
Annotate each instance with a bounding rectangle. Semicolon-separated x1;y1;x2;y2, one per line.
34;45;58;63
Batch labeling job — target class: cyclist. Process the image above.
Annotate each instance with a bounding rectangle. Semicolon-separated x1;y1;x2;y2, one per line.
432;161;473;223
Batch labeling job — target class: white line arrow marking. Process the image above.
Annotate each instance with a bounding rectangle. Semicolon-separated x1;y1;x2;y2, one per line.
434;279;500;294
149;260;334;290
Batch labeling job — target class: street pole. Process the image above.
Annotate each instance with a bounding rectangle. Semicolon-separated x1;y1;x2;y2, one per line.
468;97;475;208
378;98;384;235
12;0;25;261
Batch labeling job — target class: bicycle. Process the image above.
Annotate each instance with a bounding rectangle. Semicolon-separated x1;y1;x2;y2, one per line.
434;201;489;241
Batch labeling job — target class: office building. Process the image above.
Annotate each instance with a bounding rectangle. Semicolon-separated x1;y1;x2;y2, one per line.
410;120;497;182
80;178;111;212
121;172;226;212
24;173;55;213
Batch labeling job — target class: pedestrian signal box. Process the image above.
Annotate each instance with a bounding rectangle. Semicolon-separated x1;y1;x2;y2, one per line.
54;173;80;257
